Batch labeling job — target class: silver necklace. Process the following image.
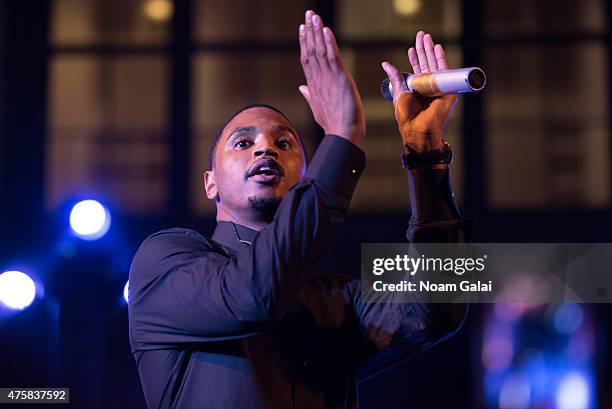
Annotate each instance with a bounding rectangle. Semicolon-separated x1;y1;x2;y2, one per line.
231;222;252;245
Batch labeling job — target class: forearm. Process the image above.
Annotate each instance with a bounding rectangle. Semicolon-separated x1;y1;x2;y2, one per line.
407;167;459;222
129;135;365;346
254;134;365;321
354;291;463;382
405;166;472;242
405;167;469;353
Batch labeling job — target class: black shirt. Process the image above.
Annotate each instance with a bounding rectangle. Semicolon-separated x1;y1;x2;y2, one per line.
128;135;469;409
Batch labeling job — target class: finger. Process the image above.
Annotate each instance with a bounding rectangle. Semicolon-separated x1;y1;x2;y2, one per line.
323;27;344;72
299;24;310;71
299;24;316;85
304;10;319;70
434;44;450;70
415;31;430;73
299;24;306;62
423;33;438;71
408;47;421;74
298;85;317;120
298;85;311;103
382;61;408;101
312;14;329;68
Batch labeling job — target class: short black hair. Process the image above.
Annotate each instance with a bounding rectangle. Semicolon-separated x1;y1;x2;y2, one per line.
208;103;307;170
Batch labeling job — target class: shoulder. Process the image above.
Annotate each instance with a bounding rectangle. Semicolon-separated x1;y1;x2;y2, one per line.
134;228;213;261
140;227;210;251
129;227;222;284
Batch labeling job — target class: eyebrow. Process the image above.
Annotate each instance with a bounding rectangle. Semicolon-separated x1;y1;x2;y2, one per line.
226;126;255;141
271;125;298;140
225;125;299;144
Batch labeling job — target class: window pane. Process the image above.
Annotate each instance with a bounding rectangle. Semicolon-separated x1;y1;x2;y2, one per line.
484;43;610;209
338;0;462;40
50;0;171;45
190;52;314;216
47;55;169;214
483;0;605;36
345;46;464;212
193;0;309;42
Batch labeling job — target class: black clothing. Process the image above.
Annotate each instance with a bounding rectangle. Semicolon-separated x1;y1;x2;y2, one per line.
128;135;469;409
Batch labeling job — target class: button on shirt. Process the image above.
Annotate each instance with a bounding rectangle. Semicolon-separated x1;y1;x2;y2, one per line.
128;135;470;409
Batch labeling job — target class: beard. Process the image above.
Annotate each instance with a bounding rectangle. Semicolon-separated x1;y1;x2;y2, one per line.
247;195;281;222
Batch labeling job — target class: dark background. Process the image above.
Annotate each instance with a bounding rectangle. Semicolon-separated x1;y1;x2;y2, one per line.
1;0;611;408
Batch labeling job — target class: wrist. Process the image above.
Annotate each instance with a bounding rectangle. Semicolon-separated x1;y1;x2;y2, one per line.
327;128;365;147
400;130;444;153
401;140;452;169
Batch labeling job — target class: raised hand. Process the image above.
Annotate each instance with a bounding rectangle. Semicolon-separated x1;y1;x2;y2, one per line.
298;10;365;146
382;31;457;153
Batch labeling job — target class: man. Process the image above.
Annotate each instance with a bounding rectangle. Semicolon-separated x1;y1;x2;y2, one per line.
129;10;469;409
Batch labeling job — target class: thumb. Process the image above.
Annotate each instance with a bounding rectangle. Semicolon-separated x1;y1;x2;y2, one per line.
298;85;311;104
381;61;408;103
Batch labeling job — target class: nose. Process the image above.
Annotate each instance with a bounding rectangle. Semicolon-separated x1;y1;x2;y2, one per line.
253;138;279;159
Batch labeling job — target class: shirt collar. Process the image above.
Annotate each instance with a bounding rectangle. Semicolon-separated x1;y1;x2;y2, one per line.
212;221;258;251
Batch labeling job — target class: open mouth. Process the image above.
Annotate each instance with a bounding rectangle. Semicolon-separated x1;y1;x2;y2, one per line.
246;159;285;182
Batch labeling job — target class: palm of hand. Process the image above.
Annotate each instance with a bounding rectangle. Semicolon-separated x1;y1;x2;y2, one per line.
396;93;457;151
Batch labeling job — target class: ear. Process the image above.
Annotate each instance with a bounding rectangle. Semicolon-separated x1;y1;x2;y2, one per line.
204;170;218;200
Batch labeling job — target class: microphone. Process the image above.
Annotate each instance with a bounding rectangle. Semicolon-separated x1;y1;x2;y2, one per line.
381;67;486;100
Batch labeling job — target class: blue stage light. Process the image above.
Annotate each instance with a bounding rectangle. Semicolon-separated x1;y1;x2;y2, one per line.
498;374;531;409
69;200;111;240
556;371;590;409
0;270;37;310
123;280;130;304
553;304;584;335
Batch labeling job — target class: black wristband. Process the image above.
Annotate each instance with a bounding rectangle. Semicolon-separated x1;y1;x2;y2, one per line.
401;141;453;169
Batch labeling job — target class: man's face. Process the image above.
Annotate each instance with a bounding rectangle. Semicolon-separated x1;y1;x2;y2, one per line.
204;107;306;218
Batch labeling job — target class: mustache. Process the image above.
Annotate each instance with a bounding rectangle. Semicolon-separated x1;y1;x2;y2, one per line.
245;158;285;179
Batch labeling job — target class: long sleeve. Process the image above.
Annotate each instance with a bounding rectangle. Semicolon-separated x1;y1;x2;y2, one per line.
128;135;365;352
353;166;470;382
352;281;462;382
406;167;472;242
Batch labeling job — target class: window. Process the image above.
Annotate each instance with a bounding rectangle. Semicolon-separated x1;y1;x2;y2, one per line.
338;0;464;211
483;0;610;209
47;0;171;214
47;0;611;217
190;0;314;216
